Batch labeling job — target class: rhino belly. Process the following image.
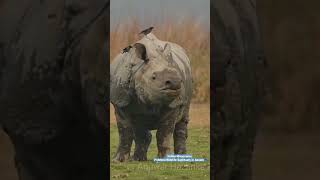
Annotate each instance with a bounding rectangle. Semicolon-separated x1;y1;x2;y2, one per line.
132;115;160;130
126;105;163;130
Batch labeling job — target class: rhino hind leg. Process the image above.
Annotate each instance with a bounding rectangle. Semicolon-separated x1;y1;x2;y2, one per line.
173;115;189;154
132;128;152;161
113;111;134;162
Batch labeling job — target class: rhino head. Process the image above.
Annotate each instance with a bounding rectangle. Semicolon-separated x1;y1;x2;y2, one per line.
111;33;185;108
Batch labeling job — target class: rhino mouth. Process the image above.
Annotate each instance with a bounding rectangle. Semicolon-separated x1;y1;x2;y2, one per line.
160;87;181;96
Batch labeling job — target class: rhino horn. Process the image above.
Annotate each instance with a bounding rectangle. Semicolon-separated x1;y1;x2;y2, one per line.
163;43;173;61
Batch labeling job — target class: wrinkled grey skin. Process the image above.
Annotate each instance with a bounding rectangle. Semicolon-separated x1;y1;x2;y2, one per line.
0;0;109;179
212;0;268;180
111;33;193;161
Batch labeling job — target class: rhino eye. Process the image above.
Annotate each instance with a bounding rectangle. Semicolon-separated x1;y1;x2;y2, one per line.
152;73;156;80
143;58;149;63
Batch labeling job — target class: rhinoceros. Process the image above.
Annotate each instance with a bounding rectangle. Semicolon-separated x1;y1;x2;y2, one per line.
0;0;109;179
212;0;268;179
111;30;193;161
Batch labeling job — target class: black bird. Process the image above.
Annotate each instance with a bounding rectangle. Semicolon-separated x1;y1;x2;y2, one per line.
122;45;132;53
139;27;154;35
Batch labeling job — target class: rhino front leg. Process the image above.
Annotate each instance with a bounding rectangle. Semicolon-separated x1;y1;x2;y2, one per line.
132;128;152;161
156;117;176;158
173;115;189;154
113;109;134;162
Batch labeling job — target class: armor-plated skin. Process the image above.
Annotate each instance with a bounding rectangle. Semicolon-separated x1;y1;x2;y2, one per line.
0;0;109;179
212;0;267;179
111;33;193;161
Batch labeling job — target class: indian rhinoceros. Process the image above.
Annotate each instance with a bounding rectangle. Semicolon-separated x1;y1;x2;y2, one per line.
212;0;268;179
0;0;109;179
111;30;193;161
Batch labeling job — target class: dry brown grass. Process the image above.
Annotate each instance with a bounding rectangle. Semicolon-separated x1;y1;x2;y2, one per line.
110;19;210;103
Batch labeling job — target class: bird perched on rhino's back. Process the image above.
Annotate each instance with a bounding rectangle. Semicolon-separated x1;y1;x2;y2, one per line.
139;26;154;35
110;28;193;162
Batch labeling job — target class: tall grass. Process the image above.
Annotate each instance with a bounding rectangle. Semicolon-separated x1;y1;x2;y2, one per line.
110;19;210;103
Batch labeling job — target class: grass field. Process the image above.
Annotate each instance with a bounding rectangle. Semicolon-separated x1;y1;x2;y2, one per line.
110;103;210;180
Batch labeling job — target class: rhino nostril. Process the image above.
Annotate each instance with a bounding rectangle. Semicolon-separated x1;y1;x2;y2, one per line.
165;80;172;85
152;73;156;80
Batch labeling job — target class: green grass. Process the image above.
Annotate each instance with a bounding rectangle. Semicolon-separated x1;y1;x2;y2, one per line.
110;125;210;180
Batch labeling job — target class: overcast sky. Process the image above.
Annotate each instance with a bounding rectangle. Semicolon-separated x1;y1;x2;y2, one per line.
110;0;210;30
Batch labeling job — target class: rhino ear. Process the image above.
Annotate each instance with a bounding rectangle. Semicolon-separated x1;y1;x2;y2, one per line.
110;54;133;107
133;43;148;61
